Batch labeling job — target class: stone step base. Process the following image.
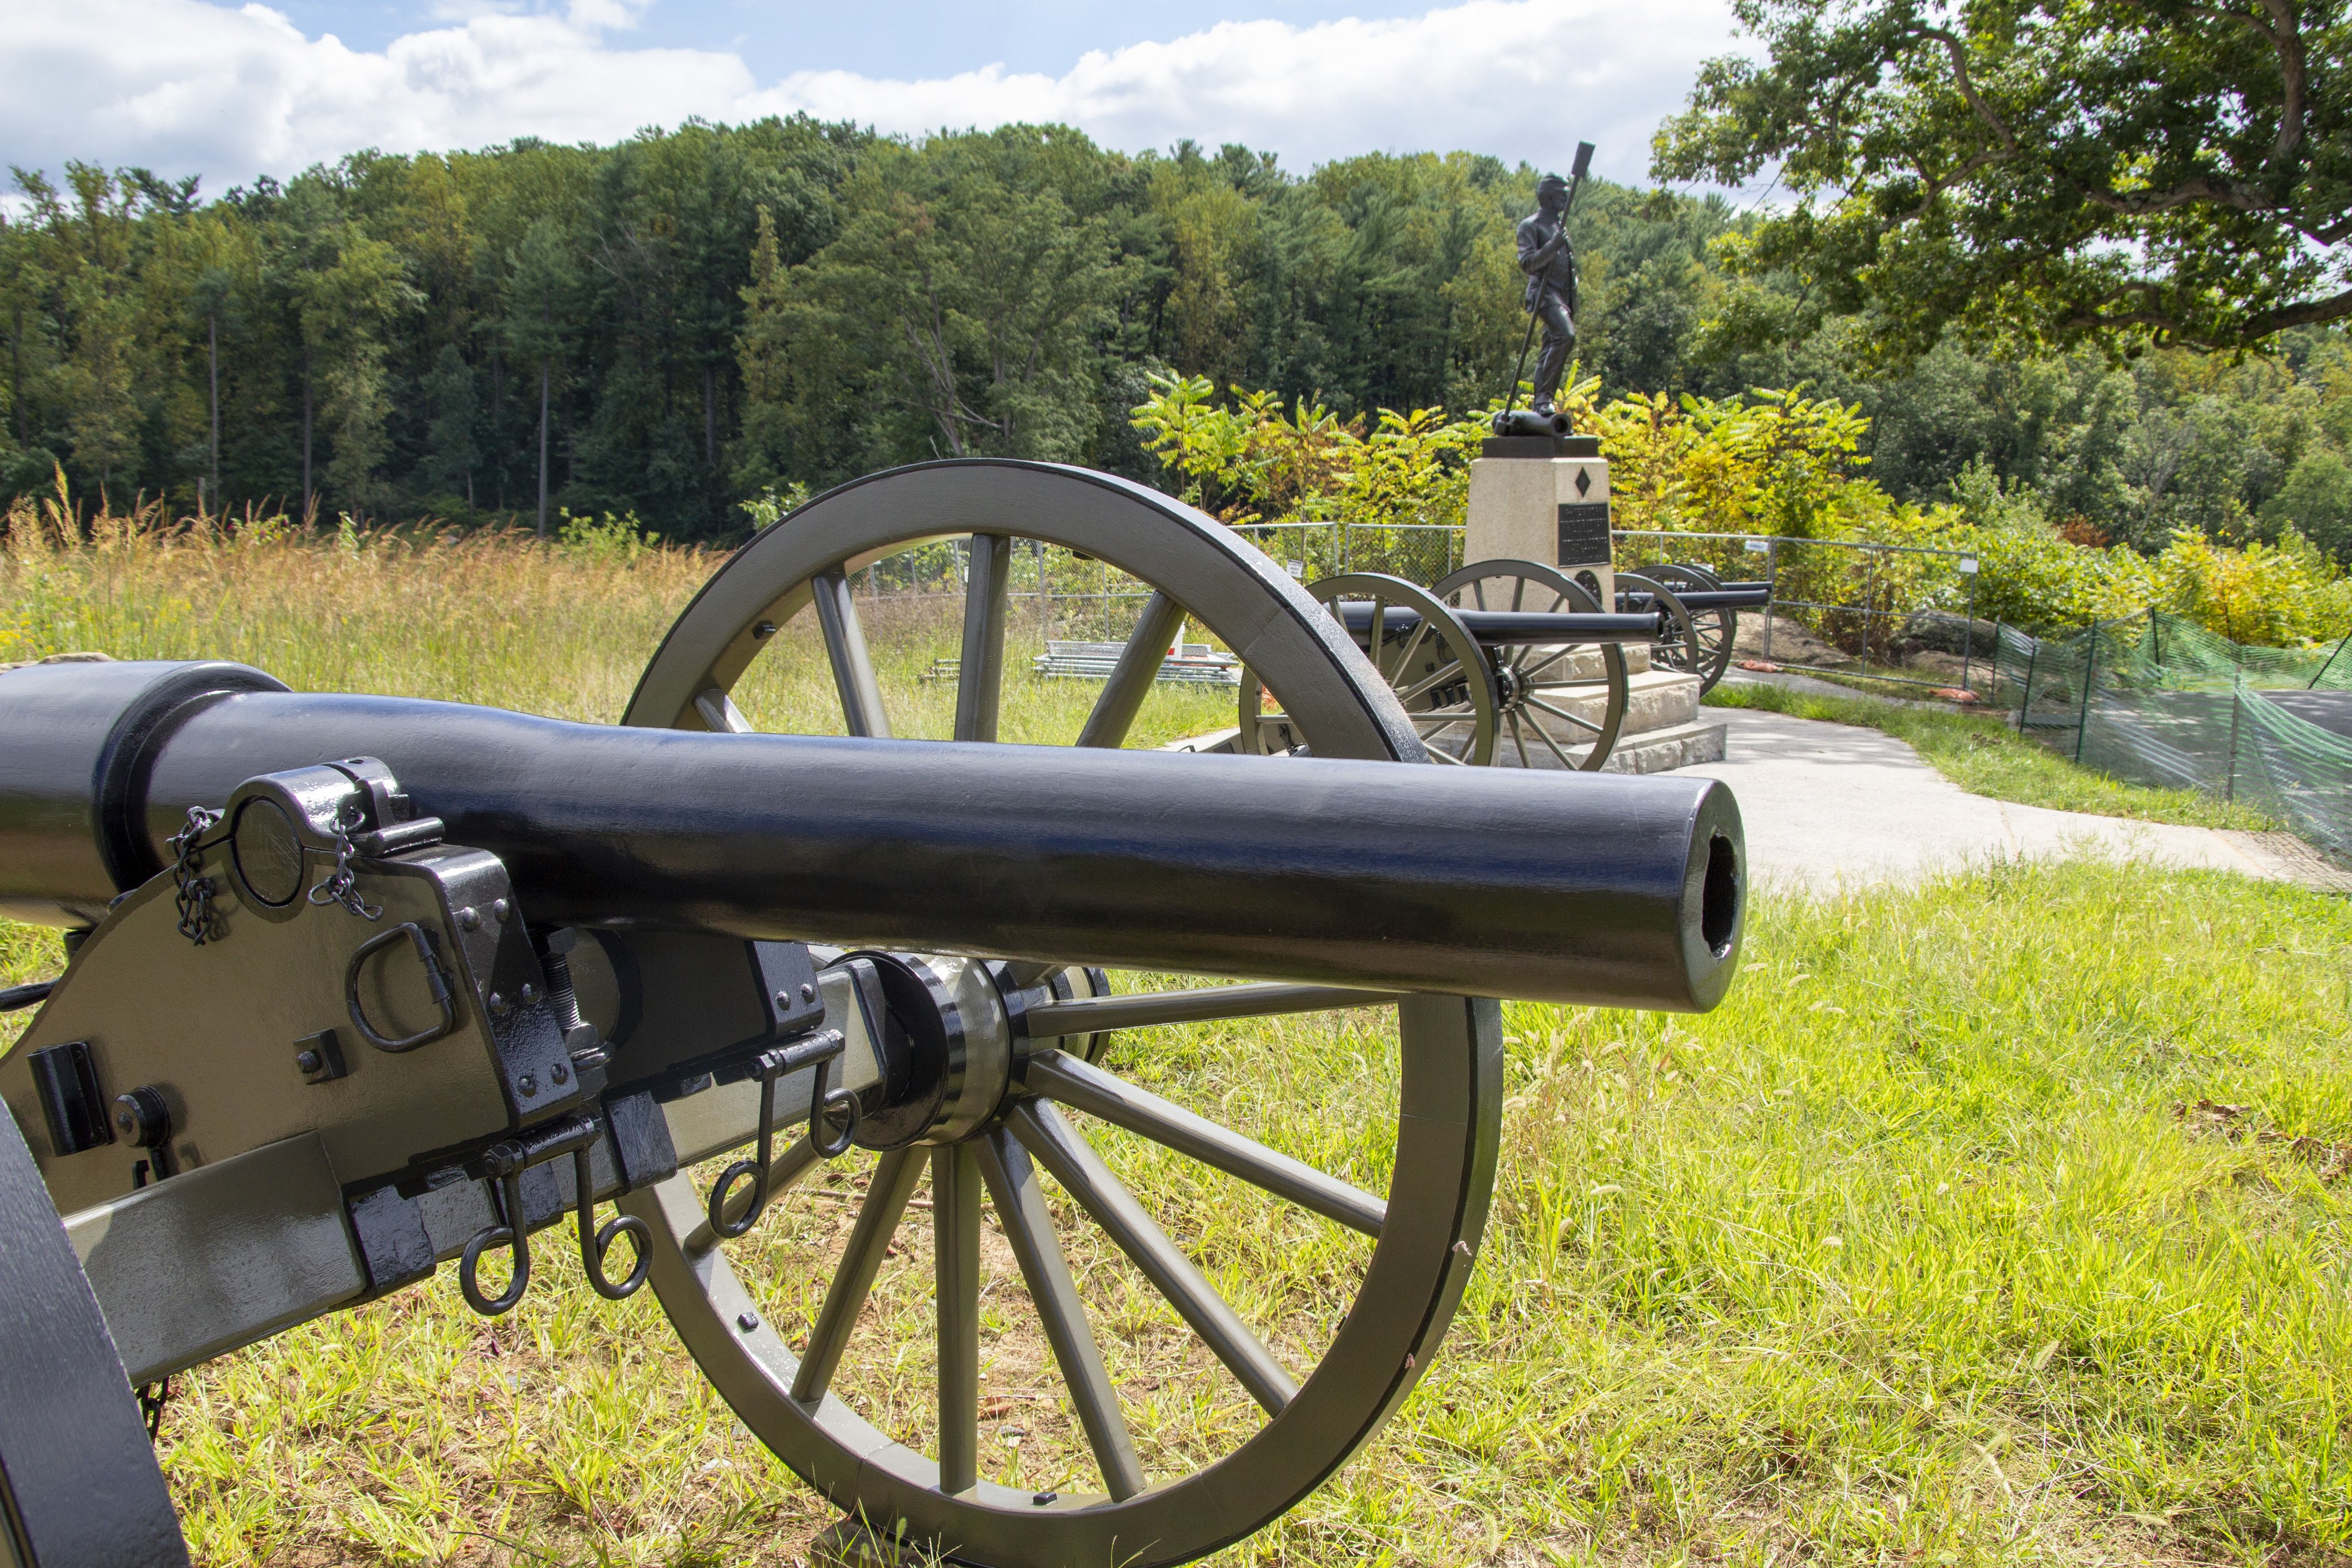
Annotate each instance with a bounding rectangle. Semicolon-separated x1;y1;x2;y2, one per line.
1492;718;1728;774
1518;667;1701;735
1519;643;1654;681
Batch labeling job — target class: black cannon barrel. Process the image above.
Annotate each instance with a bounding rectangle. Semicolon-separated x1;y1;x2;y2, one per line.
0;661;1744;1011
1334;605;1666;647
1620;588;1773;613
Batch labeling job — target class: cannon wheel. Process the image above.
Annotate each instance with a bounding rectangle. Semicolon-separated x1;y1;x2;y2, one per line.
1430;560;1629;772
617;460;1502;1568
1616;571;1710;695
1638;562;1736;693
1236;571;1500;764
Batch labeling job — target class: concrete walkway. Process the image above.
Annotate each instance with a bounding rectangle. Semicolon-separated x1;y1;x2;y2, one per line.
1683;708;2300;892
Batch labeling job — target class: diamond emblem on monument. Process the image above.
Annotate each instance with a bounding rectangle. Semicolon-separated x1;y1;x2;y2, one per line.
1574;466;1591;498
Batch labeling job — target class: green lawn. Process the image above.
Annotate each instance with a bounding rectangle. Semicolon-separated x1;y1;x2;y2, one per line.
6;528;2349;1566
1705;679;2280;830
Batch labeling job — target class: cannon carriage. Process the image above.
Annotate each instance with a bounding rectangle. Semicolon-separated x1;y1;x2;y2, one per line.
0;462;1743;1568
1620;564;1774;695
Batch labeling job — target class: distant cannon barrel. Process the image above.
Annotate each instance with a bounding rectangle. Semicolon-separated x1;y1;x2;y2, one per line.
1335;603;1666;646
0;660;1744;1011
1620;587;1771;613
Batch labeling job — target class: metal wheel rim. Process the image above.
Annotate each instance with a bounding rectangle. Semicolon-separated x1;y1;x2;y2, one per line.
1617;570;1708;692
615;460;1502;1567
1649;560;1722;591
1239;571;1500;766
1430;559;1630;772
1639;562;1736;692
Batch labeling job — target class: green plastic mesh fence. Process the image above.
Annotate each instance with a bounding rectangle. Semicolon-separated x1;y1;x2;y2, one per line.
1978;611;2352;865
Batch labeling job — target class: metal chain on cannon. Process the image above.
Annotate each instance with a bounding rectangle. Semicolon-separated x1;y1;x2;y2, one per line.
305;802;382;922
166;806;225;946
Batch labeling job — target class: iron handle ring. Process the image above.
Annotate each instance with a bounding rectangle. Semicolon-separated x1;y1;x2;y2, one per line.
707;1066;784;1240
811;1059;859;1158
572;1144;650;1300
706;1157;765;1241
346;922;458;1052
459;1166;531;1316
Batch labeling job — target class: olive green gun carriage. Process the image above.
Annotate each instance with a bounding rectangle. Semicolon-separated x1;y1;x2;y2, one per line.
0;462;1745;1568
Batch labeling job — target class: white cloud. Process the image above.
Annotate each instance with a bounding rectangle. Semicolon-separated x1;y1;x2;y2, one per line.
0;0;1739;191
750;0;1734;182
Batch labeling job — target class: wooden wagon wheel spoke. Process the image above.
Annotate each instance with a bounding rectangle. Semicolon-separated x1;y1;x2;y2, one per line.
977;1128;1147;1500
1394;656;1471;705
1514;644;1584;683
1523;694;1608;735
811;567;893;739
1523;715;1581;768
789;1148;925;1404
1024;1049;1385;1237
1007;1099;1298;1418
934;1142;984;1496
1076;591;1187;750
954;533;1014;744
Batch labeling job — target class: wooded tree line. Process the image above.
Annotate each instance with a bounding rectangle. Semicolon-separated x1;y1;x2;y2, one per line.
7;111;2352;560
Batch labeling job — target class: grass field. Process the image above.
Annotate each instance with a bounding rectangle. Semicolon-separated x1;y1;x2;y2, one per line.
5;515;2351;1567
1703;679;2280;831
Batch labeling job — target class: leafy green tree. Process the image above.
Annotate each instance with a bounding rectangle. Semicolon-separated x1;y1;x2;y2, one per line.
418;344;479;505
290;218;416;519
2266;445;2352;556
1656;0;2352;355
742;130;1132;473
503;216;580;535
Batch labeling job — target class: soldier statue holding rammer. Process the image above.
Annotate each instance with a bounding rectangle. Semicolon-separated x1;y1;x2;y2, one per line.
1516;172;1579;417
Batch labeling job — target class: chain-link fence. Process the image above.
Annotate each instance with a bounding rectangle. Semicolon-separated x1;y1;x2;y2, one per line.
1231;522;1465;586
1613;529;1987;693
1975;610;2352;865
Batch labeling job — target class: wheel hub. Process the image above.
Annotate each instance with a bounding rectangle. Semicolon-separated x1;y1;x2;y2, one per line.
836;955;1106;1151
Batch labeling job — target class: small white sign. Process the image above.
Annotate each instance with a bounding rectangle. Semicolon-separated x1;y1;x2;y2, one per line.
1960;557;1980;574
1286;560;1305;579
1743;538;1770;554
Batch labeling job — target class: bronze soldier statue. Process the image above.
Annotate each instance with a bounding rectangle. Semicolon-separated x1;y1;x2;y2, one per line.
1516;173;1578;416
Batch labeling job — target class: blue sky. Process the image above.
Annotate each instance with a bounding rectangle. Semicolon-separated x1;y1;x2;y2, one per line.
257;0;1453;83
2;0;1749;194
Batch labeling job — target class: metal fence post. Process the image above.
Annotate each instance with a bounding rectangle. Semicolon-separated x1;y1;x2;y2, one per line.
1762;539;1778;661
2223;679;2243;802
1862;547;1879;669
1960;563;1980;694
2074;621;2099;764
2310;631;2348;689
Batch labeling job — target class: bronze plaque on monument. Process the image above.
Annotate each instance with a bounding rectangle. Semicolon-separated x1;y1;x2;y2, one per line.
1556;501;1610;564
